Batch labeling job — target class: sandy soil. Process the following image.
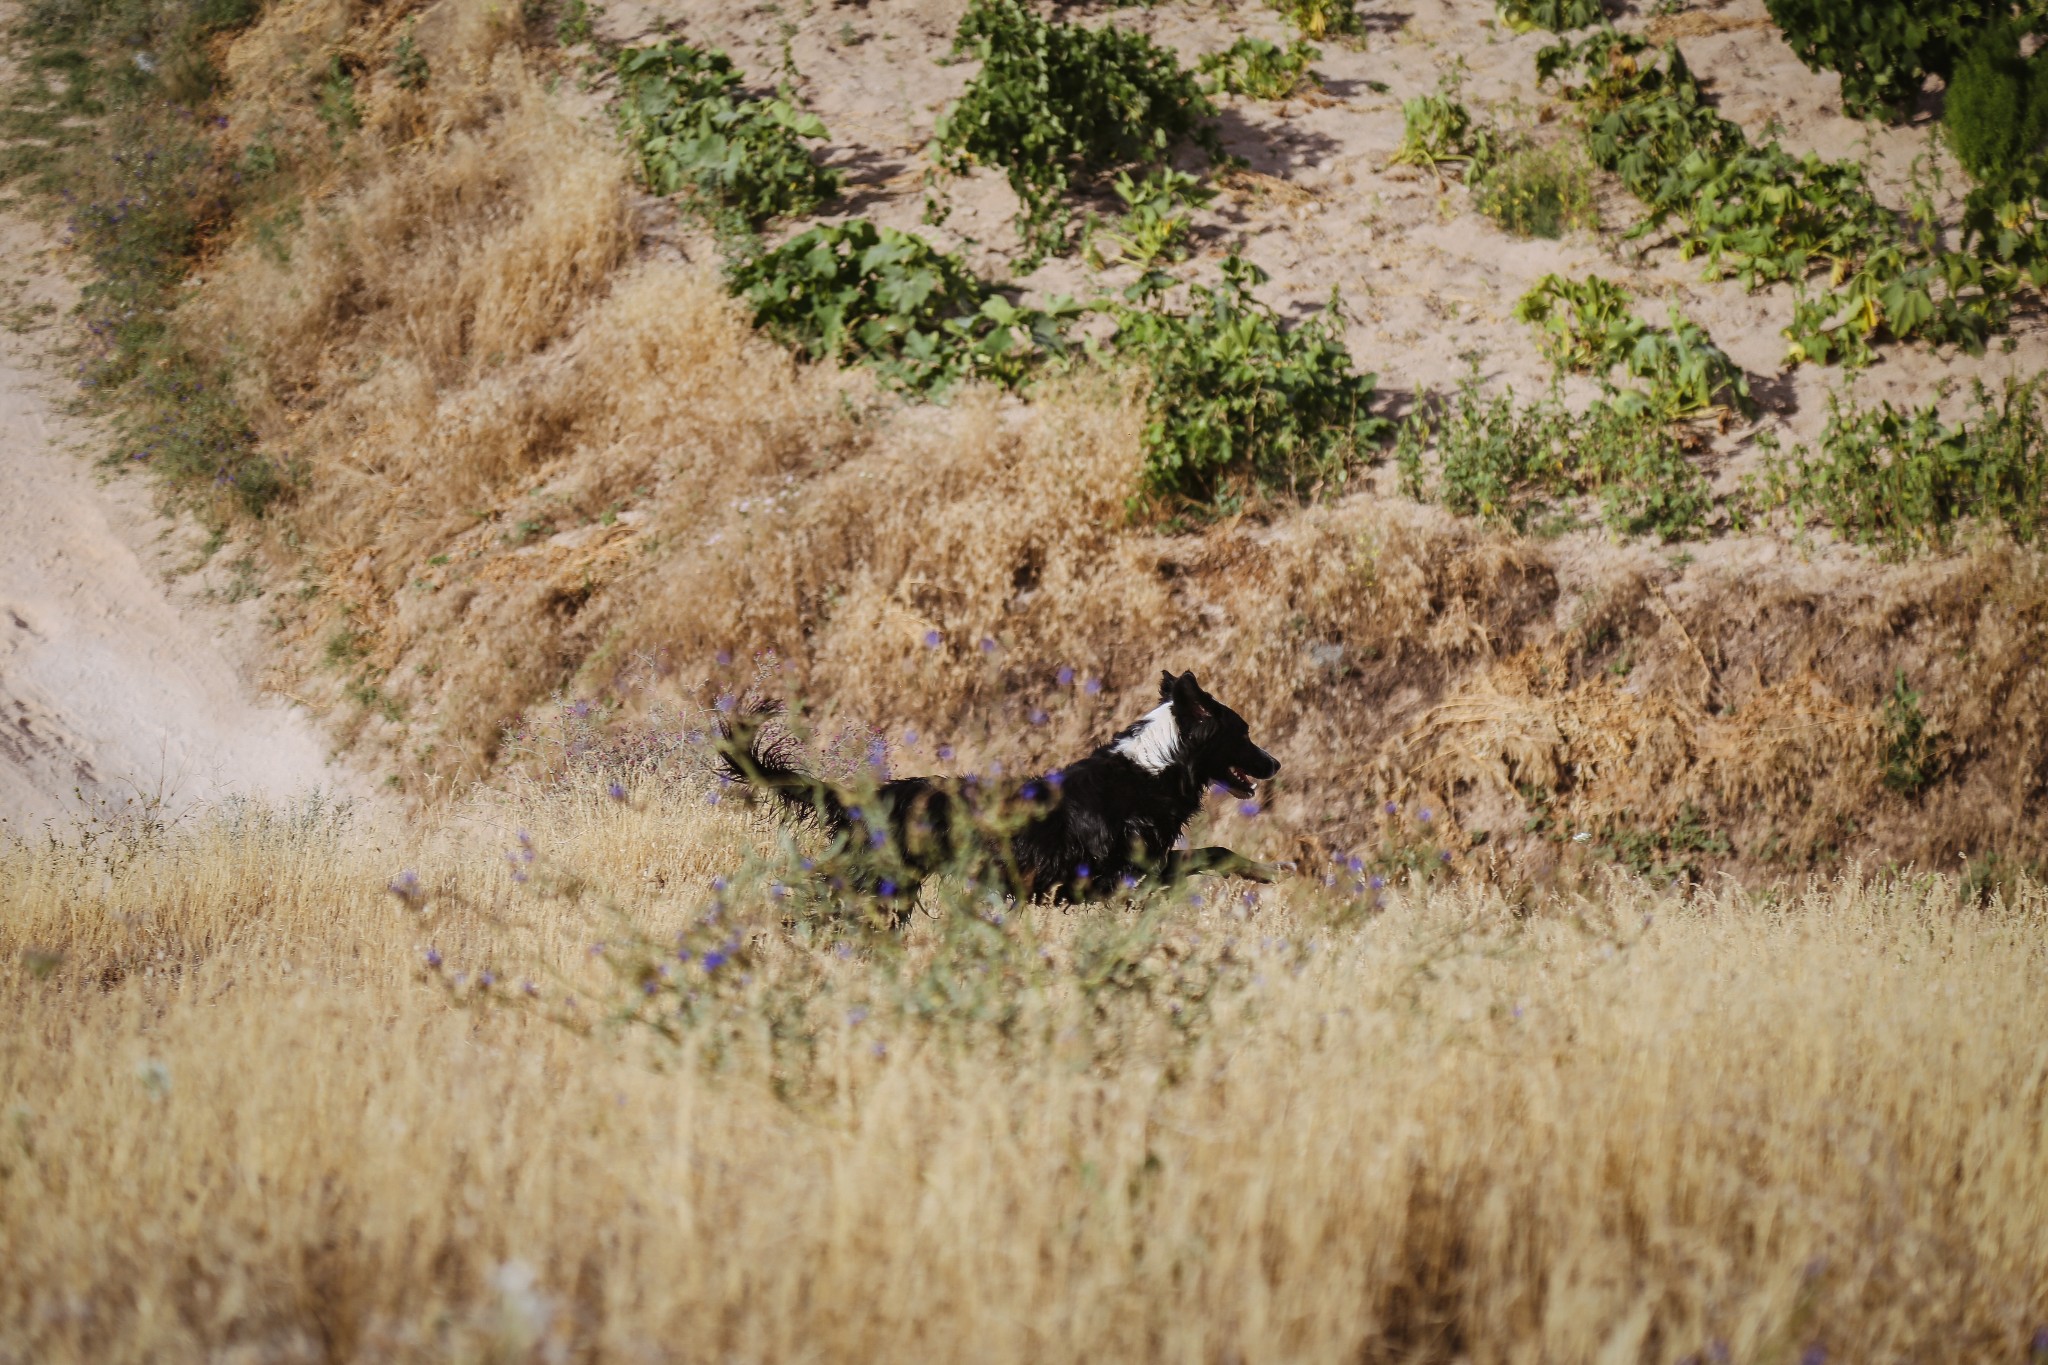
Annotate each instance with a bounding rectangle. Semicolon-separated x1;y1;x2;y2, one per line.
0;214;368;839
606;0;2048;475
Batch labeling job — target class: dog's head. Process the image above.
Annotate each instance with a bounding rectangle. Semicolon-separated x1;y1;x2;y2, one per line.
1129;670;1280;799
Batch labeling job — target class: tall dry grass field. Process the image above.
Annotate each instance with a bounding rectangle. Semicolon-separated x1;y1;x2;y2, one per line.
4;784;2045;1363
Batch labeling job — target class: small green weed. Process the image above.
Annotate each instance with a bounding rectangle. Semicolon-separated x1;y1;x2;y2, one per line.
1269;0;1362;40
1395;373;1713;540
1083;167;1215;268
1513;274;1752;420
1198;37;1320;99
730;219;1083;395
315;57;360;145
391;26;429;92
1880;670;1940;797
1497;0;1605;32
1594;804;1729;885
1471;140;1595;238
936;0;1221;263
614;40;842;233
1765;376;2048;555
555;0;594;47
1111;257;1392;515
1390;91;1493;174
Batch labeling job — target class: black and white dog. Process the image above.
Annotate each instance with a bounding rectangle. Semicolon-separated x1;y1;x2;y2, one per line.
719;670;1281;904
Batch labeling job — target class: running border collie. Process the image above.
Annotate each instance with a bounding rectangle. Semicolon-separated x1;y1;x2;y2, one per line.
718;670;1281;904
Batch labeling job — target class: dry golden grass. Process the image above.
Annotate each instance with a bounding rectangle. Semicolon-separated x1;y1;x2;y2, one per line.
4;788;2046;1363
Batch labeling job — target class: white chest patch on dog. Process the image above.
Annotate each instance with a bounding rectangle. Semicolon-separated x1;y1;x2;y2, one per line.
1112;703;1181;774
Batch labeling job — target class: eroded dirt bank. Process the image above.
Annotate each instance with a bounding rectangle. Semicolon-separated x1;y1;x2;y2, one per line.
0;215;364;837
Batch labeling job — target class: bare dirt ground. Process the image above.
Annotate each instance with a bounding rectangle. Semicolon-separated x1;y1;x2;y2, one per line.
0;214;369;838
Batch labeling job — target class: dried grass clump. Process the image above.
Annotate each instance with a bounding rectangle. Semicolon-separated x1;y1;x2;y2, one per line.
3;792;2045;1363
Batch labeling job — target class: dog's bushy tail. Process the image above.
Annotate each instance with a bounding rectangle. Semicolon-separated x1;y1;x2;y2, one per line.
714;701;855;831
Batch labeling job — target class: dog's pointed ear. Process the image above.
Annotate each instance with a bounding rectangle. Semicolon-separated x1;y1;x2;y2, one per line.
1159;670;1178;702
1169;670;1212;720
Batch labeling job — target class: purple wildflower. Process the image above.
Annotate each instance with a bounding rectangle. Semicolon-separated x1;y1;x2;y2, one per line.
1083;677;1102;695
1056;666;1074;686
1418;808;1433;823
1238;800;1260;817
607;780;627;801
388;870;422;904
701;950;728;973
938;744;955;761
424;947;442;968
1384;801;1398;816
923;629;942;648
1369;875;1385;891
878;879;898;897
979;637;996;653
715;650;732;666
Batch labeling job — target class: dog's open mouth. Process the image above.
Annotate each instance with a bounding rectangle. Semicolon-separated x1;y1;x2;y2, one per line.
1222;767;1258;800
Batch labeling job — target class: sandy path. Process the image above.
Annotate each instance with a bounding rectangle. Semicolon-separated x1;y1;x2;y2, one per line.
0;215;364;839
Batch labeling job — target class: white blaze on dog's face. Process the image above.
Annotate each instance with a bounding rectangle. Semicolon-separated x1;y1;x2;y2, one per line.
1112;702;1181;773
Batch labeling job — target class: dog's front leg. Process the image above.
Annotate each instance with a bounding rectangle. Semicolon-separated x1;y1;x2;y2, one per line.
1165;846;1281;884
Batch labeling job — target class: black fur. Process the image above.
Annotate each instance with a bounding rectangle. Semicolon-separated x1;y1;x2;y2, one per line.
718;671;1281;904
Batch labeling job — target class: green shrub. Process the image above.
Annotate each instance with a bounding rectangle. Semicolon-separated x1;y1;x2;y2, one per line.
1471;140;1596;238
729;220;1082;394
613;40;842;231
1539;29;2015;368
1513;274;1753;421
1395;375;1713;540
1111;257;1392;514
1198;37;1320;99
1945;23;2048;182
936;0;1221;262
1769;376;2048;554
1764;0;2004;121
1497;0;1605;33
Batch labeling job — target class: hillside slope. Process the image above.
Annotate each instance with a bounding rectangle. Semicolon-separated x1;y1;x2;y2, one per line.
74;0;2048;884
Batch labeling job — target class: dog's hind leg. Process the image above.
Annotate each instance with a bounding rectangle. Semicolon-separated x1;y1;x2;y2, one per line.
1164;846;1280;884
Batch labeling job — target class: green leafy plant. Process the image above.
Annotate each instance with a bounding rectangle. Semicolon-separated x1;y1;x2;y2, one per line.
1592;804;1730;885
1498;0;1605;33
1880;670;1941;797
1269;0;1362;39
1395;374;1713;539
935;0;1222;262
1765;376;2048;554
391;25;429;92
1390;91;1493;173
1945;22;2048;182
1198;37;1321;99
730;219;1083;394
1513;275;1752;420
1110;257;1391;514
1764;0;2007;121
1539;29;2017;368
1471;139;1596;238
613;40;842;231
1083;167;1216;268
315;56;359;144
